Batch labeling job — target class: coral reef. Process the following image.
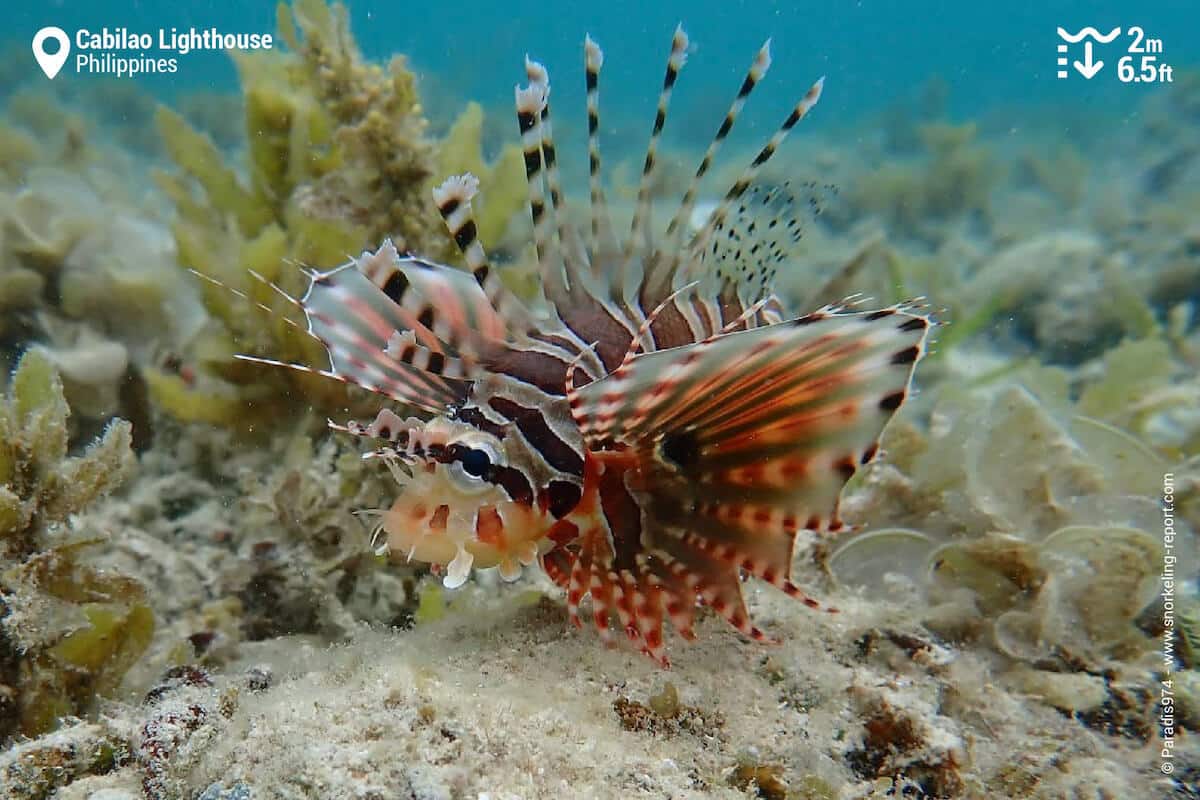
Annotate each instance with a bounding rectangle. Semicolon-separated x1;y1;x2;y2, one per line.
0;350;146;741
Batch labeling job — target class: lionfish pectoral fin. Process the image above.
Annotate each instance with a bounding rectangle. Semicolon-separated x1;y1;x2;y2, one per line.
570;303;934;643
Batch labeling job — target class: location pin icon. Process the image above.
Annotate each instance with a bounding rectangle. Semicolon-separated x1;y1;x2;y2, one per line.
32;27;70;79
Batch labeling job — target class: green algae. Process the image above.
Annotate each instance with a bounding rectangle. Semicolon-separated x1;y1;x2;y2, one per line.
0;350;151;740
435;101;527;247
850;120;1000;230
150;0;435;430
151;0;528;432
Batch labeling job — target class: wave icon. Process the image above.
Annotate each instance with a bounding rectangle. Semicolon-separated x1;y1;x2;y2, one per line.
1057;26;1121;43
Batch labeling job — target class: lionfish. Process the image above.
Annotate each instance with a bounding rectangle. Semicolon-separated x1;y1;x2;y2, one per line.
231;27;934;665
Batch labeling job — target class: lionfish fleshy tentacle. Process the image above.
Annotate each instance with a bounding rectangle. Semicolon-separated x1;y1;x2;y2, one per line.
433;174;534;333
583;35;618;266
327;408;413;445
351;241;507;362
213;258;468;413
623;25;689;275
691;77;825;275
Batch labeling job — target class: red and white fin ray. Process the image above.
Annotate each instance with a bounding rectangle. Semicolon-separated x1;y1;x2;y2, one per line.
233;353;445;415
298;263;470;410
384;329;473;381
190;262;464;413
564;304;933;645
355;239;508;360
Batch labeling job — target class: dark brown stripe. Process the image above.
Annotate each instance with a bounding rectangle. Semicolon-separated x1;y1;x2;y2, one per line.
598;461;643;573
382;271;408;304
716;115;734;140
737;75;755;97
835;456;856;481
751;144;775;167
879;390;905;411
495;466;534;504
899;317;927;332
488;347;571;396
454;405;507;439
438;196;461;217
426;352;445;375
517;110;537;132
546;479;583;518
488;396;584;475
585;70;598;91
453;219;477;250
891;345;920;365
523;149;541;175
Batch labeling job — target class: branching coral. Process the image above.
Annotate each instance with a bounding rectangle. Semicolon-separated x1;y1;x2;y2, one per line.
0;349;150;740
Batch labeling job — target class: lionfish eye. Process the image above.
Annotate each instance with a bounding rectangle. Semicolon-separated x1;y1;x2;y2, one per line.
444;440;501;490
459;448;491;478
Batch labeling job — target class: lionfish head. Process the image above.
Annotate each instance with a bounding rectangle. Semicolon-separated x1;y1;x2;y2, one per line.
223;25;937;665
343;410;552;590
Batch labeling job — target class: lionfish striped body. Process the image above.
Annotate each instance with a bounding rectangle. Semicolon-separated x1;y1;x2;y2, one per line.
236;28;935;665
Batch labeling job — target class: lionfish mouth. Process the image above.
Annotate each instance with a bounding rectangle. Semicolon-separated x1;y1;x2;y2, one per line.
222;25;936;665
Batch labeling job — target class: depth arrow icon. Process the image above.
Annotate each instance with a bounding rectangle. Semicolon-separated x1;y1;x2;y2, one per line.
1073;41;1103;79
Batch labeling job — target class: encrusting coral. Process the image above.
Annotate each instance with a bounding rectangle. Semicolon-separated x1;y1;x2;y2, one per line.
0;349;150;741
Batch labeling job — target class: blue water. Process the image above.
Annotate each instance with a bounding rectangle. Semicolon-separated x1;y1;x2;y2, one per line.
6;1;1196;141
